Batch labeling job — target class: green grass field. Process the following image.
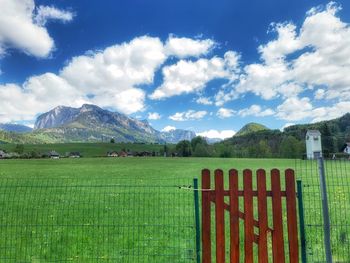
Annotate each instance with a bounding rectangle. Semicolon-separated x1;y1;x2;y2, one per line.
0;157;349;262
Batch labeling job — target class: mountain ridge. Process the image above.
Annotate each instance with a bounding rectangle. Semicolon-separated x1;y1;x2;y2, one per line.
32;104;196;143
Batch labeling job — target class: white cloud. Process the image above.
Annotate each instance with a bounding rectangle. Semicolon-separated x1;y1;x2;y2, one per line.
34;5;74;26
165;36;215;58
314;89;325;100
150;51;240;100
238;105;275;117
0;36;166;122
280;123;295;131
276;95;350;123
310;101;350;123
59;36;167;114
161;125;176;132
276;97;313;121
196;97;213;105
258;22;301;64
214;2;350;107
0;0;74;58
197;129;236;140
217;108;235;119
1;34;229;122
169;110;207;121
148;112;161;120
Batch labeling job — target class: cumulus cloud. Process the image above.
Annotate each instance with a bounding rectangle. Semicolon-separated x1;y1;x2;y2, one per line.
169;110;207;121
276;97;313;121
196;97;213;105
148;112;161;120
150;51;240;100
165;35;215;58
34;5;74;26
0;36;165;122
238;105;275;117
0;0;74;58
161;125;176;132
276;96;350;122
215;2;350;109
216;108;235;119
197;129;236;140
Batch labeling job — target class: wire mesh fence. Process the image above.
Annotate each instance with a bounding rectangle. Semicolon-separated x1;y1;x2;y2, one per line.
295;157;350;263
0;177;198;262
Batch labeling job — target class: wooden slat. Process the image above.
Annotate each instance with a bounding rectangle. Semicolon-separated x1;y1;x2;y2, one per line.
215;169;225;263
285;169;299;263
271;169;285;263
257;169;268;263
202;169;211;263
244;169;254;263
229;169;240;263
219;190;287;197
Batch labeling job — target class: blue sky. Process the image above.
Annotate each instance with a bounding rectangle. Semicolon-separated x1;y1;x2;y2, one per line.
1;0;350;139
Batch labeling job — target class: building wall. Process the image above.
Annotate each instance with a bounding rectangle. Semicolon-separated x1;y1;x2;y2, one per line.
306;135;322;159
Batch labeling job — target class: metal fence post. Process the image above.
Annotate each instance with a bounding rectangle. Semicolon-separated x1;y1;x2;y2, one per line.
317;156;333;263
193;178;201;263
297;180;307;263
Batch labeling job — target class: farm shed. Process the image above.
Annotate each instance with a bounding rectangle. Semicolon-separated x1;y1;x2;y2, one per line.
306;130;322;159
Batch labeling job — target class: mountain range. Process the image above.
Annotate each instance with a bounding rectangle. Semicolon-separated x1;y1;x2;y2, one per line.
0;104;196;144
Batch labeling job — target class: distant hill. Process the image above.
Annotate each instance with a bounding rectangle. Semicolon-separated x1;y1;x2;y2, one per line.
0;130;47;144
216;113;350;158
235;123;269;136
0;123;33;133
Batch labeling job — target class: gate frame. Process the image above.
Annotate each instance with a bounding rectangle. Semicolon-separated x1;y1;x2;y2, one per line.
201;168;300;263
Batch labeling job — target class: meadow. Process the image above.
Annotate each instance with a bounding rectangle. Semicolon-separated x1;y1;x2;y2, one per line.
0;157;348;262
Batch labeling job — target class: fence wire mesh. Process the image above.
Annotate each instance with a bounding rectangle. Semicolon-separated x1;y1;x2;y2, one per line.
295;157;350;263
0;177;198;263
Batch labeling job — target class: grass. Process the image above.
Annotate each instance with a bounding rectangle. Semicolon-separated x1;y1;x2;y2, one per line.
0;157;349;262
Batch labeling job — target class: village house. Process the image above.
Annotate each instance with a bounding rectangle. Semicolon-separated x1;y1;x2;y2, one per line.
341;143;350;154
119;151;127;157
49;151;60;159
107;151;119;157
68;152;81;158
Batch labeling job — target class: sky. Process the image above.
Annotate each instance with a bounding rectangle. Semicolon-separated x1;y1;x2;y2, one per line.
1;0;350;139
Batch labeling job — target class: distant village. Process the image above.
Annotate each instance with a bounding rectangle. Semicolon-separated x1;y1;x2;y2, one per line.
0;149;169;159
1;129;350;160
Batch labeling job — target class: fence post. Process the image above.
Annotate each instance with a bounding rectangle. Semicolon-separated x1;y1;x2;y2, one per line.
317;156;333;263
193;178;201;263
297;180;307;263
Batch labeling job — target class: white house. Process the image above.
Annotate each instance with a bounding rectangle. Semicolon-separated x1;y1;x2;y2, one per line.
306;130;322;159
341;143;350;155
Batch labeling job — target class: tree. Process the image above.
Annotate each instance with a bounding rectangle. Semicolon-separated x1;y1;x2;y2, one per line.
110;138;115;143
193;143;210;157
280;136;301;158
321;123;336;157
191;136;207;152
175;140;192;157
14;144;24;154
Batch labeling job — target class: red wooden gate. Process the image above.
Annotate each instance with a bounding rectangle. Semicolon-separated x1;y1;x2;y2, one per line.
201;168;299;263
